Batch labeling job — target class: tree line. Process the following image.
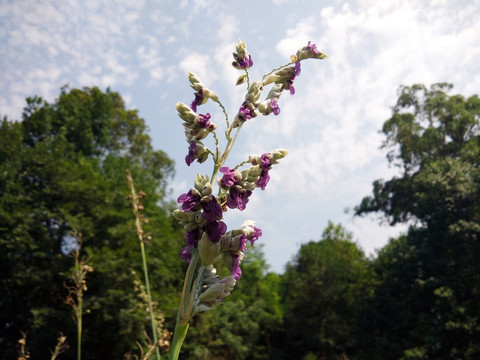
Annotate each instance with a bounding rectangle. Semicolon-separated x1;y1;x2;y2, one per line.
0;83;478;359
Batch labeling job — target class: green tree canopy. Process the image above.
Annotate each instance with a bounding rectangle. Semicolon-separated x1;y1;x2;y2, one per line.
356;83;480;228
0;86;184;359
355;84;480;359
281;222;375;360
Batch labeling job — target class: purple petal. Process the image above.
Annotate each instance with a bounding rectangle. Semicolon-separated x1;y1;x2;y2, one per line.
185;142;197;166
197;113;211;129
270;99;280;116
177;189;200;211
227;187;252;211
202;196;223;222
248;227;262;245
231;254;242;280
257;171;270;190
220;166;238;187
206;220;227;242
180;245;192;262
186;229;201;247
295;62;302;77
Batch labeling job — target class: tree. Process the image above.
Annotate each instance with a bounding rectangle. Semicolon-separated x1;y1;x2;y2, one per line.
355;83;480;359
280;222;375;360
0;87;184;359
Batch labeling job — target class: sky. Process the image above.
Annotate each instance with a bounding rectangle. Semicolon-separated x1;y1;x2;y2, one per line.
1;0;479;273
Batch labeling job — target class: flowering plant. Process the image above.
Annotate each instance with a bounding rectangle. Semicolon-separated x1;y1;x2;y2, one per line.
169;40;326;359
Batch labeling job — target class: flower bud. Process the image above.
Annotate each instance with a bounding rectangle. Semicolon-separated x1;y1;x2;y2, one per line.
185;127;209;141
236;74;247;86
193;143;209;164
188;72;219;103
245;81;263;104
262;74;282;86
295;41;328;61
232;40;253;70
195;275;236;312
172;209;196;223
197;276;234;303
242;165;262;180
198;232;221;265
194;174;211;193
176;102;198;123
272;148;288;160
220;232;245;252
267;83;283;99
195;304;213;313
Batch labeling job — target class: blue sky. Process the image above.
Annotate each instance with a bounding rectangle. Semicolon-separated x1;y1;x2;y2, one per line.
1;0;479;272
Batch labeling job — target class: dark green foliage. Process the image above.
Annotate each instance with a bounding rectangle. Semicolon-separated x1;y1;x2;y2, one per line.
0;87;184;359
281;222;375;360
356;84;480;359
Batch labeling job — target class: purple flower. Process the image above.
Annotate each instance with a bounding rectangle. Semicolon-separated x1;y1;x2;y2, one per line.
190;89;204;112
237;55;253;69
205;220;227;242
220;167;238;187
287;62;302;95
260;153;271;170
306;41;320;55
270;98;280;116
247;226;262;246
201;195;223;222
180;245;193;262
257;171;270;190
239;235;248;252
295;61;302;76
186;228;201;247
238;102;253;121
256;153;272;190
197;113;212;129
231;254;242;280
177;189;200;211
227;187;252;211
185;142;196;166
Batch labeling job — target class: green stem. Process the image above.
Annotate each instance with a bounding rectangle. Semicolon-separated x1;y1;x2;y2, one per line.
170;250;199;359
73;251;83;360
180;250;199;320
221;125;242;165
127;170;161;360
262;62;293;82
140;240;161;360
169;321;189;360
77;305;82;360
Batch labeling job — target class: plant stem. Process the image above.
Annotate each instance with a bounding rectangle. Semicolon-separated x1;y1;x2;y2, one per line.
170;250;200;359
75;257;82;360
127;170;161;360
140;240;161;360
211;124;243;181
169;321;189;360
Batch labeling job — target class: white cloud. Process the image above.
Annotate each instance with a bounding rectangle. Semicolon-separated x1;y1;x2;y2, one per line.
0;0;149;119
178;51;219;85
275;17;317;58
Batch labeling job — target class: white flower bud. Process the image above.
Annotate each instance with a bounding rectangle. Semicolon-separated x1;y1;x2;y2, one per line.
267;84;283;99
272;148;288;160
194;174;211;193
187;72;219;103
176;102;197;123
